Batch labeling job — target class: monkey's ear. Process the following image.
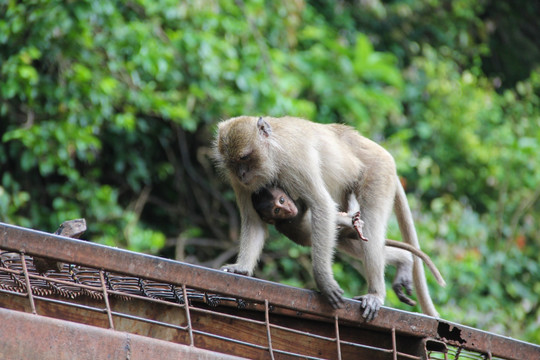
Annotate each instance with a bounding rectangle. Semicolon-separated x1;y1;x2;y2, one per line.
257;117;272;138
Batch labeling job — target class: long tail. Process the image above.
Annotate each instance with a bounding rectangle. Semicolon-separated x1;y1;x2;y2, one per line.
385;239;446;286
394;176;442;317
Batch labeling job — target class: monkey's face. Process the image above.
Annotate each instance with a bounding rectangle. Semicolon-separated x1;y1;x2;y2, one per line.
218;146;271;190
231;149;261;187
268;189;298;220
216;116;276;191
271;197;298;220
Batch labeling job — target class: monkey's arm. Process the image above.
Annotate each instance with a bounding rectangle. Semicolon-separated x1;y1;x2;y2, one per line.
275;202;313;247
276;220;312;247
222;188;267;276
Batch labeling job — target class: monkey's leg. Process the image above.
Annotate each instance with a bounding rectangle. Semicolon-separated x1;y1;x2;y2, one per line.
353;209;416;305
353;183;394;320
353;239;387;320
341;194;415;308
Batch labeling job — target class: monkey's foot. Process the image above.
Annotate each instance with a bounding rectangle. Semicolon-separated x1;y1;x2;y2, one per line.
392;277;416;307
221;264;250;276
352;211;369;242
353;294;382;321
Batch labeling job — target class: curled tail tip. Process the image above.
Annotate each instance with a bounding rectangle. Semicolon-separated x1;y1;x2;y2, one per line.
434;272;447;287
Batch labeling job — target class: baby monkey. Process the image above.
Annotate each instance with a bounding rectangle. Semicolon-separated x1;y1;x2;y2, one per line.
252;186;445;307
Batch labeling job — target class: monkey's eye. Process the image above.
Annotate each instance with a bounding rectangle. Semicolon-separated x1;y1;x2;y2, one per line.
279;197;285;204
274;208;280;215
239;152;252;161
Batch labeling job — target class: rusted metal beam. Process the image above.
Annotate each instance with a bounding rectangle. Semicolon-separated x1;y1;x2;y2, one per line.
1;222;539;360
0;289;422;359
0;307;245;360
1;223;424;328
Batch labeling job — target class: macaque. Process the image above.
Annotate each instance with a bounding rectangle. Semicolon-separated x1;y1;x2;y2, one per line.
251;186;445;307
214;116;441;320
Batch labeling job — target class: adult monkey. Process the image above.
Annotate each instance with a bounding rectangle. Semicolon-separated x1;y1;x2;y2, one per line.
251;186;446;308
214;116;439;319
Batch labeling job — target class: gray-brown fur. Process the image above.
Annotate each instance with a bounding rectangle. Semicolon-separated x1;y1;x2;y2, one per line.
252;186;445;307
214;116;442;320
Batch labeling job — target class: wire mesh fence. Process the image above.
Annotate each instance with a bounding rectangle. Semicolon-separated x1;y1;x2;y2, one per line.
0;222;537;360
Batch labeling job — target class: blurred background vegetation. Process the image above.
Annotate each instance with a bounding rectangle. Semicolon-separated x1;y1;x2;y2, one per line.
1;0;539;343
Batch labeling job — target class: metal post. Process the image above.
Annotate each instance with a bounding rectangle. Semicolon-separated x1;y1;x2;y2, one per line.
265;299;275;360
99;270;115;329
19;253;37;315
182;284;194;346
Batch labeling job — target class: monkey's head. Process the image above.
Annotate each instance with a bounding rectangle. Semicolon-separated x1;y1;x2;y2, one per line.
215;116;279;191
252;187;298;224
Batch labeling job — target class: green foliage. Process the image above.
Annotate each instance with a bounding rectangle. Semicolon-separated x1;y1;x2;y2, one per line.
1;0;539;343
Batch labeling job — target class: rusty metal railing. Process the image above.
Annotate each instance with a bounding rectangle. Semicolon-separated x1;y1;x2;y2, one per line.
0;222;538;360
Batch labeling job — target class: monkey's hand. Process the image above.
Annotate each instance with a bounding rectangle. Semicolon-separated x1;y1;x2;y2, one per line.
221;264;250;276
319;280;345;309
353;294;383;321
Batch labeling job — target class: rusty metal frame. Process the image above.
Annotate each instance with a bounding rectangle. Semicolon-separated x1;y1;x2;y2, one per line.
0;306;245;360
1;222;538;360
